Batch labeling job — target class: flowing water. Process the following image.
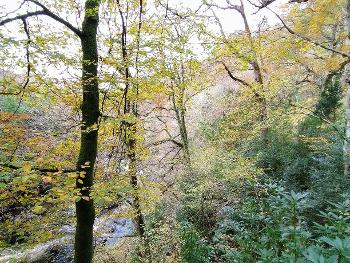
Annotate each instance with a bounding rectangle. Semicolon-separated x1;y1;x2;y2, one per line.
0;210;135;263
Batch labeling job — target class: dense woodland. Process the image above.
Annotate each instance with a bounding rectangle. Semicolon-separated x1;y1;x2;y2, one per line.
0;0;350;262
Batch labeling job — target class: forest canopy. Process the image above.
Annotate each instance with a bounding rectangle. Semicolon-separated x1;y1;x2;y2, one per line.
0;0;350;262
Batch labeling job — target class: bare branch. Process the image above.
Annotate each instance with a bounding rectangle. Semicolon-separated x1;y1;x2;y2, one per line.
0;0;82;38
204;0;242;13
250;0;308;12
256;0;276;10
220;61;253;88
219;60;265;102
147;138;183;148
0;10;46;26
289;0;308;3
0;18;31;96
0;0;26;19
26;0;82;37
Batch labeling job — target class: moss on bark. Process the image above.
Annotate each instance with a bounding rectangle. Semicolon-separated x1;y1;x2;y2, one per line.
74;1;100;263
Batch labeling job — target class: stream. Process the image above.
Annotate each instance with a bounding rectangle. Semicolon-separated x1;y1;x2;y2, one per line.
0;210;135;263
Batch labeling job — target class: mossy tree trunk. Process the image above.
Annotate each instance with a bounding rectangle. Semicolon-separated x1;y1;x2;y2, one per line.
0;1;100;262
74;1;100;262
171;86;191;168
345;86;350;178
344;0;350;178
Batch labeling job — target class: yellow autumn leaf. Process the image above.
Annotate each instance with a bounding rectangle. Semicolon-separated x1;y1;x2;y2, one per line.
32;205;44;214
22;163;32;174
68;172;78;178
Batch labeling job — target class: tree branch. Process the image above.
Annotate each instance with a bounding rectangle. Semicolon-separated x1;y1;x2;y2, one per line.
270;8;350;58
0;162;77;173
0;11;46;26
219;61;264;101
0;0;82;38
0;18;31;96
26;0;82;37
249;0;308;12
204;0;242;13
147;138;183;148
220;61;253;88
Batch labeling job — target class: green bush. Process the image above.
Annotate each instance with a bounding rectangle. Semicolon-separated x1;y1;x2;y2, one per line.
178;222;212;263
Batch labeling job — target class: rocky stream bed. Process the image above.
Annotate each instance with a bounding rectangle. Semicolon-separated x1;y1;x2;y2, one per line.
0;210;135;263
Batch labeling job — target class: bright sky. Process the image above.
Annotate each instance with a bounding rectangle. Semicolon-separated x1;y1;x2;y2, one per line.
176;0;288;32
1;0;287;33
0;0;288;77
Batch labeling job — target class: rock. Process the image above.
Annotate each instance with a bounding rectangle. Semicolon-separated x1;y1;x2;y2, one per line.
59;225;75;235
0;238;73;263
1;208;135;263
18;243;73;263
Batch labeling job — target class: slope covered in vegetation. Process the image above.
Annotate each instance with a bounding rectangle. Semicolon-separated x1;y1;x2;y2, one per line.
0;0;350;262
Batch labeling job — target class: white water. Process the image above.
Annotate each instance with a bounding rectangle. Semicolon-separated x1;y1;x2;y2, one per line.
0;209;135;263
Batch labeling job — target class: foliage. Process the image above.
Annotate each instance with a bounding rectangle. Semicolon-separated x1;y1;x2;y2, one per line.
176;180;350;263
0;0;349;262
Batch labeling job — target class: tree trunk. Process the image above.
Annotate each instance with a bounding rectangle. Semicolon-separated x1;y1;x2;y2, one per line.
240;0;269;145
344;0;350;178
171;90;192;171
74;1;100;262
344;86;350;178
127;126;150;260
117;0;148;256
126;121;146;239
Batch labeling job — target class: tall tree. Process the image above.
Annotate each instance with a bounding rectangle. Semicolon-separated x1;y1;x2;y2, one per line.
0;1;100;262
74;0;100;262
344;0;350;178
206;0;269;146
116;0;148;247
153;2;208;173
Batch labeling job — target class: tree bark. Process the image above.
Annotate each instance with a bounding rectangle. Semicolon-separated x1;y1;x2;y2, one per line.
74;1;100;262
171;89;191;168
0;1;100;262
240;0;268;146
344;85;350;178
344;0;350;178
128;126;150;258
117;0;149;257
